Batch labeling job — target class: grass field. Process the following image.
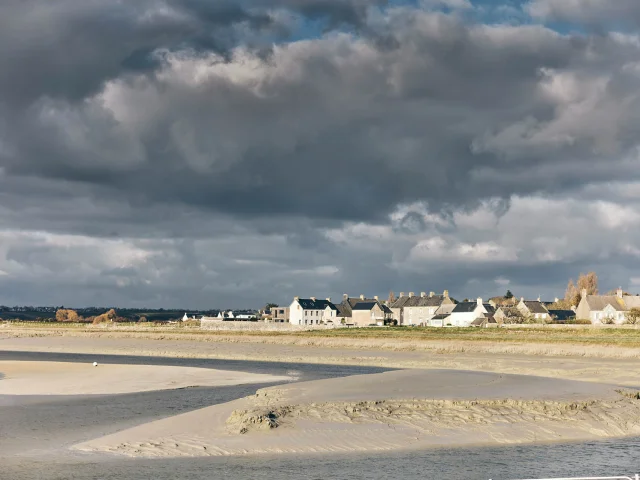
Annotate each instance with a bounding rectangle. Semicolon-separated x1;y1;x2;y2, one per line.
4;322;640;348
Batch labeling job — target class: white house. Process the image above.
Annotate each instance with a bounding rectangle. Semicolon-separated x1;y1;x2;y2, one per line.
289;297;338;326
182;313;200;321
446;298;495;327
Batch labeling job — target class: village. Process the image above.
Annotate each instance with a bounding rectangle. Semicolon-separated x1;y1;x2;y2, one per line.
196;284;640;329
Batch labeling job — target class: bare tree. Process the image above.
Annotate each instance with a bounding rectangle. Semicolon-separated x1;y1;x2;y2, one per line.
577;272;598;296
388;290;396;304
564;279;579;306
564;272;598;306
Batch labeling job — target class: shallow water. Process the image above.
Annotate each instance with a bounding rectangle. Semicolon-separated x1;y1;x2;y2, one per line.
1;351;638;480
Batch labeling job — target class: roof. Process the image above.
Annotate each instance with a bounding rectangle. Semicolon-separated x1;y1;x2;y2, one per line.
584;295;626;312
296;298;338;311
336;296;379;317
548;309;575;321
431;314;449;320
471;317;498;326
390;294;458;309
352;301;378;311
623;295;640;309
452;302;495;314
452;302;479;313
521;301;549;314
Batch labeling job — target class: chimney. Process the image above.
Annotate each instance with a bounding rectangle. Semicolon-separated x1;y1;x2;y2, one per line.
420;292;426;298
326;297;331;303
374;295;379;301
294;296;299;301
537;296;541;302
409;292;415;297
311;296;316;302
581;289;587;299
400;292;405;297
443;290;449;298
429;292;435;297
617;287;623;299
554;297;559;303
477;297;483;306
343;293;349;300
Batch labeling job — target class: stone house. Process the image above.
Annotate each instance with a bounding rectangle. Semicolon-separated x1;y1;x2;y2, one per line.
351;301;393;326
335;294;393;326
517;299;551;322
574;288;633;324
389;290;456;326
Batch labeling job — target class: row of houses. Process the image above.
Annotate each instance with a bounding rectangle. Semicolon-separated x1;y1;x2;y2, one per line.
197;286;640;328
283;291;576;328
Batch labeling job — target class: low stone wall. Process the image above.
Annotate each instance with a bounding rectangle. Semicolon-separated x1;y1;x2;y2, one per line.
200;319;344;332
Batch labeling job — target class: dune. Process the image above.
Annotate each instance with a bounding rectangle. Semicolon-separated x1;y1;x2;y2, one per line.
0;361;291;396
74;369;640;457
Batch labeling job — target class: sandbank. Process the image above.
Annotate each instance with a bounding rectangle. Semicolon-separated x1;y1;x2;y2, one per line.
74;369;640;457
0;361;291;396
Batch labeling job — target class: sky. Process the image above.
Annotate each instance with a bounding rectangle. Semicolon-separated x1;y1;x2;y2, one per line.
1;0;640;309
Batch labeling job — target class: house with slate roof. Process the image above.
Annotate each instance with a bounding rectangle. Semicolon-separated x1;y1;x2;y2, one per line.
516;299;551;322
336;294;393;326
389;290;456;326
289;297;339;326
446;298;496;327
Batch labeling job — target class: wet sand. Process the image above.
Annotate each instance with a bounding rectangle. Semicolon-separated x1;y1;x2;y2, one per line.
74;369;640;457
0;361;290;395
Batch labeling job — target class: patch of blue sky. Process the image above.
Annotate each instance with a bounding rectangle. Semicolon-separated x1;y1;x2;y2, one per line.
270;0;596;48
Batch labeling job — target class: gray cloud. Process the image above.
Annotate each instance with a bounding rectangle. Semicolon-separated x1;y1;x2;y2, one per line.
1;1;640;307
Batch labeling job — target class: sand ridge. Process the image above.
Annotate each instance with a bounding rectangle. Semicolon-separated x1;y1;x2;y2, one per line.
73;370;640;458
0;361;292;395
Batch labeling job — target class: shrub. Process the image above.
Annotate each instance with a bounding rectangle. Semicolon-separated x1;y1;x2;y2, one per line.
626;308;640;325
56;309;80;322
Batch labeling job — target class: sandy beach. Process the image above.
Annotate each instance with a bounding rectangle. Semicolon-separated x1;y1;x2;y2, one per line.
74;369;640;458
3;332;640;459
0;361;291;395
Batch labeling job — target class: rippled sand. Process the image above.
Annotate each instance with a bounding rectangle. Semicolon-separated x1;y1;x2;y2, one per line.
74;370;640;457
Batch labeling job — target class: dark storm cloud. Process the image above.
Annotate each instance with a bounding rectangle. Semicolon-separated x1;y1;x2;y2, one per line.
5;13;639;226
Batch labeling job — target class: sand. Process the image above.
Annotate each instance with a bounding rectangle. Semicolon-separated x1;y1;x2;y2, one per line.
2;335;640;386
74;370;640;458
0;361;291;396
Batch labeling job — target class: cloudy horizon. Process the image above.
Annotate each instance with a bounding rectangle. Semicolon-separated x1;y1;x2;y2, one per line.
1;0;640;309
